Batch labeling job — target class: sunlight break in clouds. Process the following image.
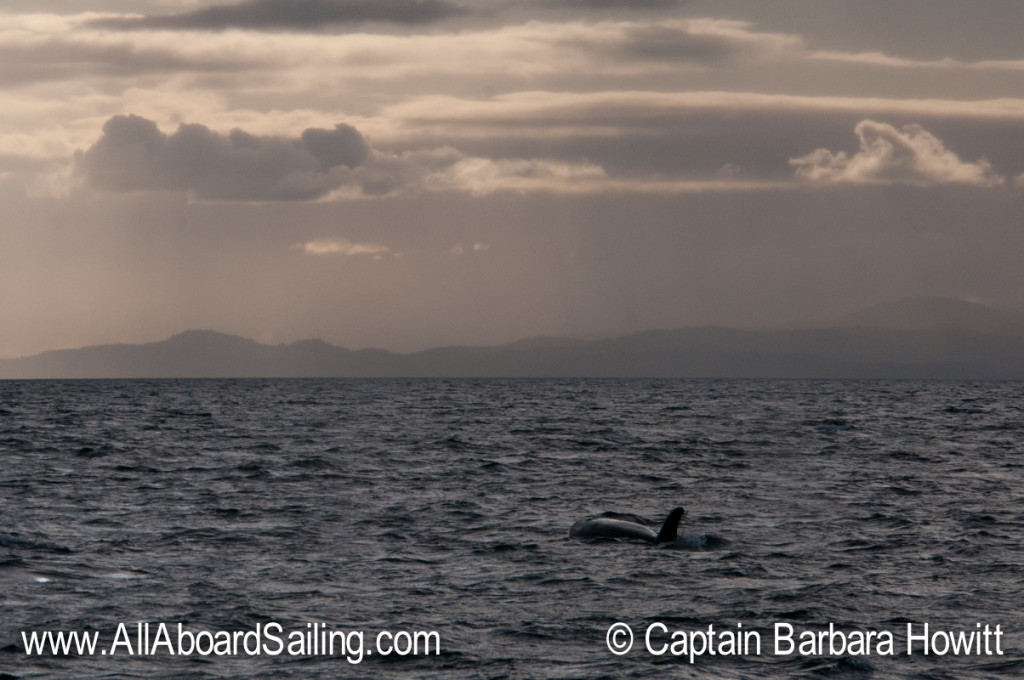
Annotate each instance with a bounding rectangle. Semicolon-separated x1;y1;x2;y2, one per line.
295;239;392;258
790;120;1005;188
431;157;608;195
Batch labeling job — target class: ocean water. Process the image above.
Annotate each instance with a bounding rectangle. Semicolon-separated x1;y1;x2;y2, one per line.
1;379;1023;679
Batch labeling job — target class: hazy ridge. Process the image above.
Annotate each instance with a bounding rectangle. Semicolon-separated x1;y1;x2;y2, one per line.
4;298;1024;379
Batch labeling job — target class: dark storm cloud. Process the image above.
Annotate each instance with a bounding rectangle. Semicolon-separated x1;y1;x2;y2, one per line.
93;0;467;31
77;115;371;201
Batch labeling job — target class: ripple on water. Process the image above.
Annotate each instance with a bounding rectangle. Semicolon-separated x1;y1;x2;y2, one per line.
0;379;1021;679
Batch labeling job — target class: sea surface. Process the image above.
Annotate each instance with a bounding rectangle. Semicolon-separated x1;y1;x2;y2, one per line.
1;379;1023;679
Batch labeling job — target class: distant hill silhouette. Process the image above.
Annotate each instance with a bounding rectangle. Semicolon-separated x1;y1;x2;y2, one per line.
3;298;1024;379
832;295;1015;333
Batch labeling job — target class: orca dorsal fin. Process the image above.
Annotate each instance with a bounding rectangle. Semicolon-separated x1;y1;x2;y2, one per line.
656;507;685;543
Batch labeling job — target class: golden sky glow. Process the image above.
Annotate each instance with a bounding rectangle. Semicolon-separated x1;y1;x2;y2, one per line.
2;0;1023;356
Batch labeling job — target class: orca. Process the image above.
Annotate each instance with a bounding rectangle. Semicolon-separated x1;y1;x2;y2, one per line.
569;507;685;544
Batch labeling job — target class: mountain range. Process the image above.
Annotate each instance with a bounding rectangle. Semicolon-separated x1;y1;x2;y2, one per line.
3;297;1024;379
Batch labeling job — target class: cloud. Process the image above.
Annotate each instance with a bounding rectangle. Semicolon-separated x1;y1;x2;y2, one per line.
18;15;990;97
428;156;608;195
379;91;1024;166
9;11;1023;98
0;153;56;173
0;13;264;86
376;90;1024;184
385;91;1024;134
790;120;1004;188
551;19;800;67
811;50;1024;73
77;114;370;200
94;0;467;31
58;18;798;86
451;242;489;256
0;40;248;86
72;108;1022;202
328;147;628;198
75;114;627;200
538;0;683;10
295;239;392;257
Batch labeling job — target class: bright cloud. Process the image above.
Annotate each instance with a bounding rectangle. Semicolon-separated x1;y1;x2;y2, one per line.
429;157;608;195
295;239;392;257
811;50;1024;73
790;120;1004;188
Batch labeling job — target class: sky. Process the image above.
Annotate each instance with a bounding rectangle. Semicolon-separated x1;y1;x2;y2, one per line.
2;0;1024;357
